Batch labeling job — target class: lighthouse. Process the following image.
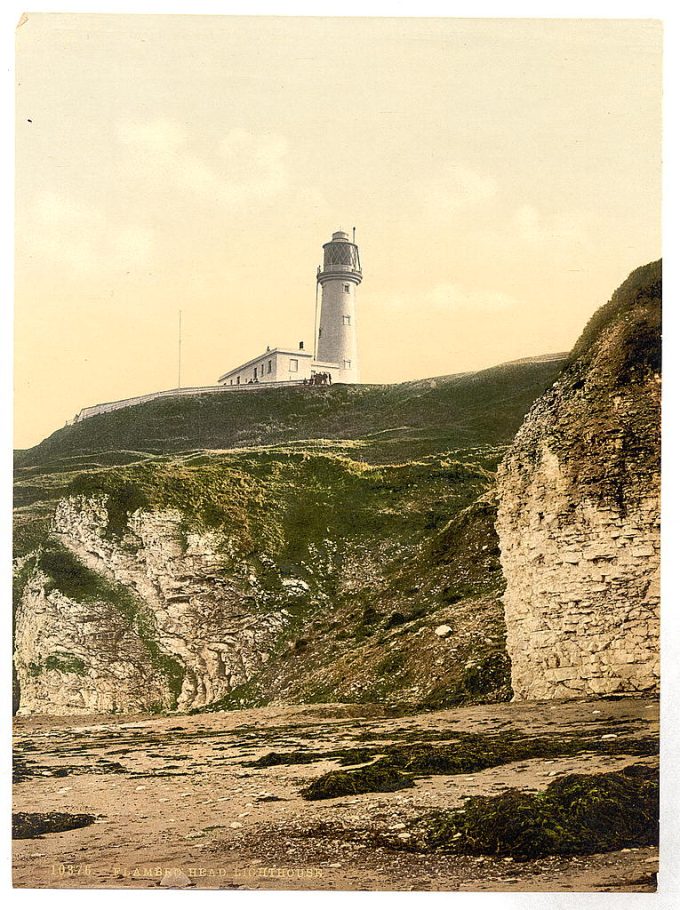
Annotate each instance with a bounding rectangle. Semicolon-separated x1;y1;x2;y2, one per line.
217;227;363;388
76;226;368;422
315;229;362;384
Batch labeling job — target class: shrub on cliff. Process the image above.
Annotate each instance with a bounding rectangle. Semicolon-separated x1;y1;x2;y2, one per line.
568;259;661;383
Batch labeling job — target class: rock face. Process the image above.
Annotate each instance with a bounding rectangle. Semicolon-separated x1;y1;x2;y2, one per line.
14;495;287;714
14;566;169;715
496;261;661;699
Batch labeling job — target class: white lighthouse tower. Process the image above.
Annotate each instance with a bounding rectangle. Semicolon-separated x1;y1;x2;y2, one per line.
315;229;362;384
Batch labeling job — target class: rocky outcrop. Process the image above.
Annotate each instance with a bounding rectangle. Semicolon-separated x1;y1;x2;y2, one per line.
12;447;511;717
496;261;661;699
14;561;170;715
14;495;289;714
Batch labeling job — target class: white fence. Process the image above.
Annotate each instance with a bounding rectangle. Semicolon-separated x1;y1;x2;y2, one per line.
72;380;306;423
69;354;568;425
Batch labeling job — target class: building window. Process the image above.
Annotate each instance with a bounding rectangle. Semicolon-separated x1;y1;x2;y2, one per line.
343;359;352;369
267;360;272;373
229;379;233;386
343;283;350;293
260;364;264;376
289;358;298;372
237;376;240;385
342;315;351;325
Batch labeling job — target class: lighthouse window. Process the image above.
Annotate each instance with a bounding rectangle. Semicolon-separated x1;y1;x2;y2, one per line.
342;315;351;325
343;359;352;369
343;283;350;293
289;359;299;372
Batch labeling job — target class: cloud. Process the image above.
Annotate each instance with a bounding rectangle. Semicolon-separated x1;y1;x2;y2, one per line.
117;119;187;153
413;160;592;264
512;204;594;250
34;191;103;230
117;119;290;209
372;282;518;316
112;225;156;266
29;191;156;277
419;163;498;219
424;283;517;313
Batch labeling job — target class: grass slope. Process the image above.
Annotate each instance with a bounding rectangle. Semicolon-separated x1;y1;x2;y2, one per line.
16;358;565;468
13;355;566;712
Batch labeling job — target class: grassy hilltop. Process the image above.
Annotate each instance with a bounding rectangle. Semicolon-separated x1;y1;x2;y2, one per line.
16;357;565;468
14;356;566;712
14;355;565;712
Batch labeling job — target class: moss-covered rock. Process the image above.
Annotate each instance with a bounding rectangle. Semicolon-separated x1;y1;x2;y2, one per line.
412;764;658;860
299;731;658;798
302;760;415;800
12;811;97;839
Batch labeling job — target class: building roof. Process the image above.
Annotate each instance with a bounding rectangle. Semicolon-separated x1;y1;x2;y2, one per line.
218;347;313;383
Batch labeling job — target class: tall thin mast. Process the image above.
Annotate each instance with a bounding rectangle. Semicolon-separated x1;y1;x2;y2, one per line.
177;309;182;389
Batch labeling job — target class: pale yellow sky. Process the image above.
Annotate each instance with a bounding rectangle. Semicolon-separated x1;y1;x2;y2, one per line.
15;15;661;448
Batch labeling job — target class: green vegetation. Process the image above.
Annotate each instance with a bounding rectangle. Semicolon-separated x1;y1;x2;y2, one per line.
43;652;87;675
410;764;658;860
515;260;661;520
13;516;52;560
13;356;567;714
11;446;512;712
299;731;658;799
16;359;564;468
11;261;664;720
37;542;184;706
301;760;415;800
12;812;97;839
248;747;375;769
96;480;150;539
197;678;268;713
40;543;115;603
461;653;512;696
569;260;661;378
65;452;417;557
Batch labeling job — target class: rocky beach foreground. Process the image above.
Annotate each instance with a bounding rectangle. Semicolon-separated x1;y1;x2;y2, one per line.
13;696;658;892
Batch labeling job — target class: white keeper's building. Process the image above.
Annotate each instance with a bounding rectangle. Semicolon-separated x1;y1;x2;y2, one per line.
217;229;362;387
